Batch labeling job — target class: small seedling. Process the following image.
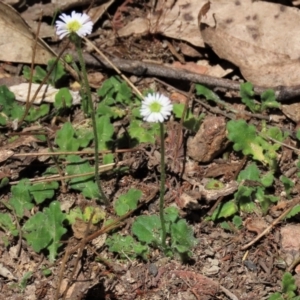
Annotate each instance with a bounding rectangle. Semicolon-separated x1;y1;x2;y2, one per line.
131;207;198;259
240;82;280;113
268;272;300;300
22;201;66;262
114;188;142;216
106;234;149;260
220;215;243;232
211;163;279;220
227;119;285;169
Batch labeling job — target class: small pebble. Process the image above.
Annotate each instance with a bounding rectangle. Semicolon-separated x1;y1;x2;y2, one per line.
148;263;158;277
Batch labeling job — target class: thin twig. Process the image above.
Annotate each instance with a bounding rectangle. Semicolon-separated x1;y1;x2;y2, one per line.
241;197;300;250
61;211;95;300
12;147;139;157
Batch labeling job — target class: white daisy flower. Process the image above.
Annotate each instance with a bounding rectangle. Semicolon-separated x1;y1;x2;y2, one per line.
55;11;93;39
140;93;173;123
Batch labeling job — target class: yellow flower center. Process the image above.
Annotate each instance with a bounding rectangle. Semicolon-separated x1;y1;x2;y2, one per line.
66;20;81;33
149;101;162;113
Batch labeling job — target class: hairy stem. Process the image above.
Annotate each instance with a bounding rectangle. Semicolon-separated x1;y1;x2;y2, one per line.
75;38;108;205
159;123;167;250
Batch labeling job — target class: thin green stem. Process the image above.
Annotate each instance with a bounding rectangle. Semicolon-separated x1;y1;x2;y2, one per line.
159;123;167;250
75;38;109;205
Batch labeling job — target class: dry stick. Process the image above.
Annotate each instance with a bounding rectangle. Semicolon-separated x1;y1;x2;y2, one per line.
219;285;239;300
65;51;300;102
9;163;116;185
55;239;72;300
241;197;300;250
61;211;95;300
12;210;23;259
12;147;139;157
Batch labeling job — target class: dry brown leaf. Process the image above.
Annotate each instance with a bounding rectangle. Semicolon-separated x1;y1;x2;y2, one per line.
0;150;14;163
172;61;208;75
0;2;54;64
118;0;205;47
200;0;300;86
117;17;149;37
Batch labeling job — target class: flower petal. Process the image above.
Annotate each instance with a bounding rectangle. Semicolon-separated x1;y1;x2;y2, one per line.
140;93;173;123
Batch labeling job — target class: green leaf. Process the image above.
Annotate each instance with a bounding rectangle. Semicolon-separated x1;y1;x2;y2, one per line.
205;179;224;190
19;271;33;292
25;104;50;122
232;215;243;229
47;58;66;84
132;215;161;245
9;180;34;218
280;175;294;199
65;155;94;191
29;181;59;204
164;206;179;224
238;164;259;181
96;115;114;150
0;213;18;236
285;204;300;219
171;219;198;256
256;187;278;215
261;89;280;111
114;189;142;216
23;65;47;83
128;120;159;144
261;172;274;187
172;104;194;120
211;200;238;220
76;127;93;148
23;212;52;253
0;85;25;125
23;201;66;262
264;126;285;144
234;185;256;213
267;292;283;300
106;234;149;259
54;88;72;109
83;206;106;224
220;222;232;231
103;153;114;164
82;181;100;199
97;76;119;98
296;129;300;141
240;82;258;112
55;122;80;151
282;272;297;294
116;81;132;104
227;120;273;165
65;207;83;225
195;84;220;102
97;76;132;105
